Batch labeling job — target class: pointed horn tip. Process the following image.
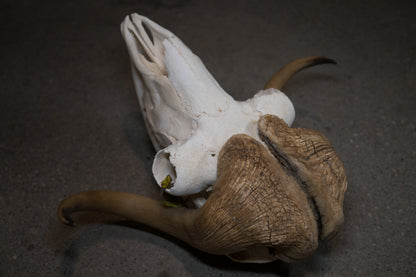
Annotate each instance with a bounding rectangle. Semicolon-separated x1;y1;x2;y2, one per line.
309;56;337;66
58;203;76;226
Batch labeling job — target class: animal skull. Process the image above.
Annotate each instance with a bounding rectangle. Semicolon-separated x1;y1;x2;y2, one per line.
121;14;297;197
58;13;347;263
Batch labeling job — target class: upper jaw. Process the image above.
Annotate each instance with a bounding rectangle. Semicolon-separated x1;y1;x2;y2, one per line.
121;13;233;148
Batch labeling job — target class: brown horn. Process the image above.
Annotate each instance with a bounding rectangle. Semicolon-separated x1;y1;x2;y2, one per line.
263;56;336;90
57;134;320;262
58;190;195;244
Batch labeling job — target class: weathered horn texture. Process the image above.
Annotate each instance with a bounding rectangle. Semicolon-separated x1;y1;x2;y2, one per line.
258;115;348;240
190;133;319;262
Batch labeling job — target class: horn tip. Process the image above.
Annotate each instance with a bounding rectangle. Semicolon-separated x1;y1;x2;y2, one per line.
58;205;76;226
312;56;337;65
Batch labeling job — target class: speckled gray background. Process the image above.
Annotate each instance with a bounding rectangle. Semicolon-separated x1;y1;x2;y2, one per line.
1;0;415;276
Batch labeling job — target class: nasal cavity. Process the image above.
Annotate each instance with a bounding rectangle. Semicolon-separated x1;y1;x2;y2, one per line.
141;21;154;45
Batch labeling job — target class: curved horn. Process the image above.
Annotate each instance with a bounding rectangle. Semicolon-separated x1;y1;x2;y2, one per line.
263;56;336;90
58;134;320;262
58;190;195;244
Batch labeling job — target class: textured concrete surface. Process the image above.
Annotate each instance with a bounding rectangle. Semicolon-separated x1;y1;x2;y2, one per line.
1;0;415;276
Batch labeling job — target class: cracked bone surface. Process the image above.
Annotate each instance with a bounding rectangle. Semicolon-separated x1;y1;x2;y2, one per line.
121;14;295;196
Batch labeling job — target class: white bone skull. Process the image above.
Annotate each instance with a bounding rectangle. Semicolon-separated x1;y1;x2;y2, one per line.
121;14;295;197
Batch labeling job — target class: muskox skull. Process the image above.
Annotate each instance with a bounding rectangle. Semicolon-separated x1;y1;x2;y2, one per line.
58;14;347;263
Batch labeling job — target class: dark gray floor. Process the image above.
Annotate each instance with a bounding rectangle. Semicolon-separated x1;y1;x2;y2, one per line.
1;0;415;276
